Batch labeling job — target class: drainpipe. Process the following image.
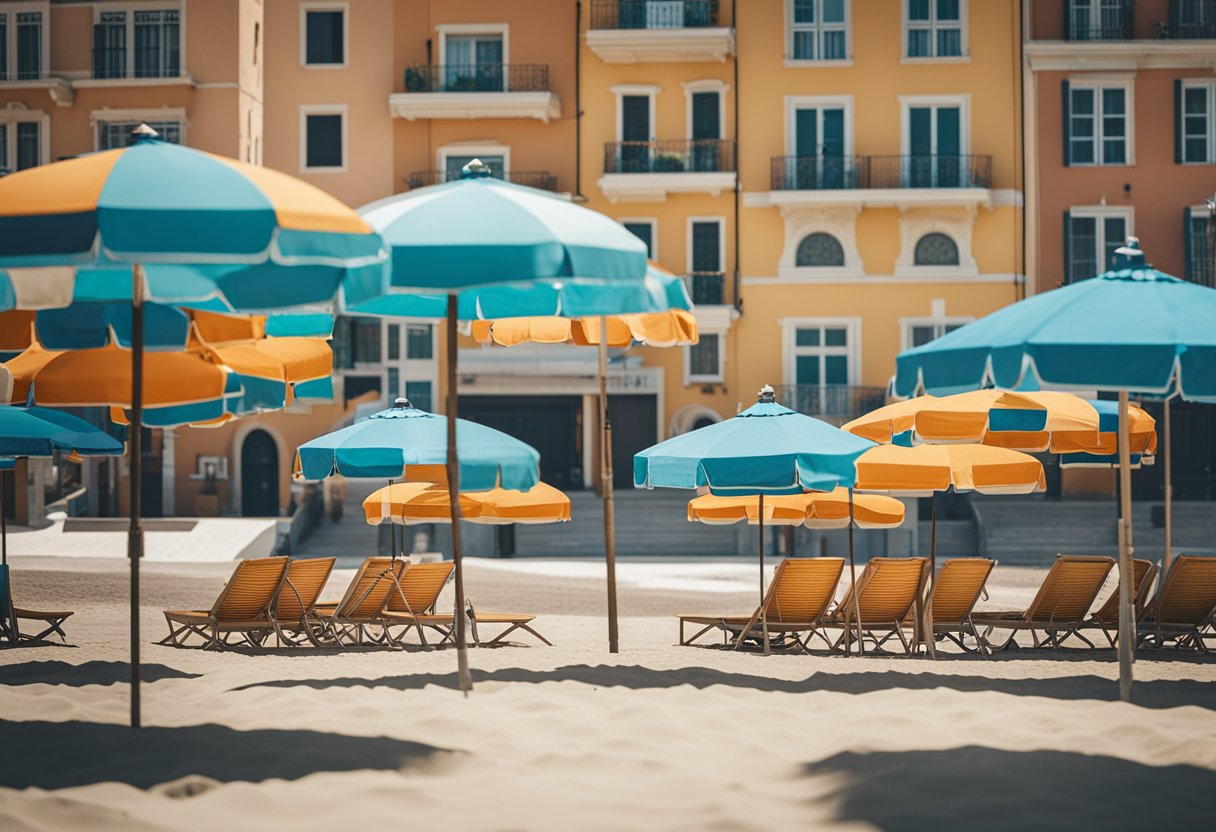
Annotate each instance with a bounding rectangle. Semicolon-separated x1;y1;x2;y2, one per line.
574;2;586;201
1017;0;1027;302
731;0;741;312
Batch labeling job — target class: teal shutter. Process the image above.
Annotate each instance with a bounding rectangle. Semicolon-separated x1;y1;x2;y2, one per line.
1174;79;1183;163
1062;211;1072;284
1062;80;1071;166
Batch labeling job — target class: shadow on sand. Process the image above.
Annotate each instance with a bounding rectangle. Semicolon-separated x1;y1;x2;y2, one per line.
232;665;1216;710
0;661;200;687
0;720;459;790
803;746;1216;831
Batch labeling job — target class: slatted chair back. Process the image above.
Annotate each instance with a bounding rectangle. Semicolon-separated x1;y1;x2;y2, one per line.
1090;558;1157;625
212;557;290;621
1023;555;1115;624
333;557;405;619
276;557;336;621
387;561;454;614
929;558;995;624
838;557;928;622
765;558;844;623
1149;555;1216;626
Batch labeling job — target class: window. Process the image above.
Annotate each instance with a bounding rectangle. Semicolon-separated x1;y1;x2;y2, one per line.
1179;80;1216;164
1065;81;1129;166
785;321;857;389
353;318;381;363
623;220;656;258
901;318;971;350
689;219;724;305
91;9;180;80
93;11;126;79
905;0;964;59
303;6;345;67
0;14;6;82
405;381;432;412
788;100;849;188
386;366;399;401
0;116;43;174
1064;208;1131;282
1184;208;1212;286
905;100;964;186
444;153;504;181
913;233;959;266
795;233;845;267
15;10;42;80
386;324;401;361
302;108;344;171
406;324;433;359
790;0;848;61
685;334;723;384
1068;0;1126;40
97;119;182;150
442;33;504;91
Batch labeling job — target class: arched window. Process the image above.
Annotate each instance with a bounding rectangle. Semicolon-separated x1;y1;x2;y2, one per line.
914;232;959;266
795;232;845;267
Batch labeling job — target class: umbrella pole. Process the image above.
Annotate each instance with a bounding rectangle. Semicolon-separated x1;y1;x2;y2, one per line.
1;467;6;566
445;294;472;694
129;264;146;729
759;492;769;656
1163;398;1172;574
924;492;938;659
598;319;619;654
848;488;862;657
1116;390;1135;703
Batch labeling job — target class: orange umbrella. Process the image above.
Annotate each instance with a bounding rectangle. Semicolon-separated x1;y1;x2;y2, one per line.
688;487;905;529
363;481;570;526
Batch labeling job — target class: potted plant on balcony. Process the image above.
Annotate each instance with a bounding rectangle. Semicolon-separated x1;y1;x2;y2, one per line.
404;67;431;92
652;153;686;172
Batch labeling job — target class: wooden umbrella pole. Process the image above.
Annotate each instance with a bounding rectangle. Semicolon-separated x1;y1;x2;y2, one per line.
1;468;6;566
1163;397;1172;574
848;488;862;657
446;294;472;694
598;320;619;654
129;263;146;729
759;492;769;655
1116;390;1135;702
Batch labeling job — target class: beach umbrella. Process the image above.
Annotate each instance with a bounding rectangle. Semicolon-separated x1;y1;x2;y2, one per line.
352;160;663;691
0;125;385;728
688;487;905;529
635;385;876;653
893;239;1209;694
363;480;571;526
853;443;1045;656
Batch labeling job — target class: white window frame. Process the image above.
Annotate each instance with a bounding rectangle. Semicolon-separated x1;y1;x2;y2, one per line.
620;217;658;259
90;107;186;150
612;84;660;142
1180;79;1216;165
901;0;968;62
91;2;186;80
0;107;49;171
778;208;863;279
1066;77;1134;167
1;2;50;81
437;22;509;78
899;312;973;351
899;94;970;158
299;104;347;173
785;0;852;66
684;333;725;385
299;3;349;69
895;210;978;277
780;317;862;389
437;142;511;180
683;79;728;141
1066;204;1134;280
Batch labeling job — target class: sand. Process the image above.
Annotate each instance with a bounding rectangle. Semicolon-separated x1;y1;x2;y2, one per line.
0;555;1214;831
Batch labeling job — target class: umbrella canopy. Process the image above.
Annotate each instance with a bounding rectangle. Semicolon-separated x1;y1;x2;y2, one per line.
635;387;876;496
0;404;121;457
854;443;1046;496
363;481;570;526
688;488;905;529
296;398;540;492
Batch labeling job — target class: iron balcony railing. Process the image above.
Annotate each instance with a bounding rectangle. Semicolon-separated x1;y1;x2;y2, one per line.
408;170;558;191
770;154;991;190
402;64;550;93
604;139;735;174
91;46;180;79
1065;4;1134;41
1159;0;1216;38
686;271;725;305
589;0;718;30
773;385;887;423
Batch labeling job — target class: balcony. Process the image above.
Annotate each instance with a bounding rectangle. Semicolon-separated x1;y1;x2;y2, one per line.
1065;8;1134;41
389;64;561;123
773;385;887;424
408;170;558;191
90;46;183;81
598;139;736;202
586;0;734;63
751;154;993;212
686;271;724;305
1160;0;1216;38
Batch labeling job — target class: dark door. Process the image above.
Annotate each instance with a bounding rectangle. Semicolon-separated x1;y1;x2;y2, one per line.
461;396;583;490
690;91;720;171
620;95;650;172
140;427;163;518
608;395;657;489
1132;401;1216;502
241;429;280;516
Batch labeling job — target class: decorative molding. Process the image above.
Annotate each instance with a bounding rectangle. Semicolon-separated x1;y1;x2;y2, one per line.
1025;41;1216;72
743;187;992;212
743;272;1024;287
598;171;737;203
389;92;561;123
586;28;735;64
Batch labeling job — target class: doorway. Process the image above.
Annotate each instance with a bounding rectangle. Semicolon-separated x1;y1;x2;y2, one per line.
608;395;658;489
241;429;280;516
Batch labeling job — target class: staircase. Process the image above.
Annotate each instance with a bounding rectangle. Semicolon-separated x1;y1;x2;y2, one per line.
292;479;383;563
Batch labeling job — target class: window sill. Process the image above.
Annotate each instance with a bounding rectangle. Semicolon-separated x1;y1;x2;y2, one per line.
899;55;971;65
1064;161;1134;168
301;165;348;174
685;377;724;386
301;62;349;70
783;58;854;69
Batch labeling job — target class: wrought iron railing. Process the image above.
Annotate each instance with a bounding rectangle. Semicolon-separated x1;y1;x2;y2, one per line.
686;271;725;305
770;154;991;190
1159;0;1216;37
589;0;718;29
402;64;550;93
773;385;887;423
91;46;180;79
408;169;558;191
604;139;736;174
1066;9;1134;40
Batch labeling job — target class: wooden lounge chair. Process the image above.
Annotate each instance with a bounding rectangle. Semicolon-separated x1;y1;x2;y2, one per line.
677;557;845;654
1082;558;1158;648
922;557;996;655
972;555;1115;650
826;557;929;655
469;606;553;647
270;557;336;647
1137;554;1216;652
313;556;406;647
160;557;290;650
0;564;74;644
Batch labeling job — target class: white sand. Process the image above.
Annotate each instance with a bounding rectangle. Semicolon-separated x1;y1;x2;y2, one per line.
0;555;1214;831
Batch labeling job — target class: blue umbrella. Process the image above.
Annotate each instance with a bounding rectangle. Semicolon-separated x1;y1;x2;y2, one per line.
894;240;1215;701
635;385;876;653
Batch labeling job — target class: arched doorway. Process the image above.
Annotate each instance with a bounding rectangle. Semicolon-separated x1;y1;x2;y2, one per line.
241;430;279;516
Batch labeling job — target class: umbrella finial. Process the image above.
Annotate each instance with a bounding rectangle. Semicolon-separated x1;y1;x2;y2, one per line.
392;396;413;409
1110;236;1146;270
461;158;494;179
758;384;776;404
129;123;160;145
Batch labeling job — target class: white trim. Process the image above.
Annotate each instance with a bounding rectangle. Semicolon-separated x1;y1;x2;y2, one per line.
683;79;728;141
780;317;862;389
389;92;561;122
90;2;185;81
785;0;852;63
784;94;854;157
1179;78;1216;165
619;217;658;259
0;106;50;171
684;332;725;385
437;22;509;69
899;315;974;352
744;187;992;211
899;94;970;158
0;2;50;82
613;84;659;141
743;272;1023;287
299;104;347;173
437;141;511;175
299;3;348;69
598;172;736;202
1065;77;1135;166
901;0;968;61
585;28;734;64
1065;204;1135;278
1025;40;1216;71
895;210;978;277
777;207;863;279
